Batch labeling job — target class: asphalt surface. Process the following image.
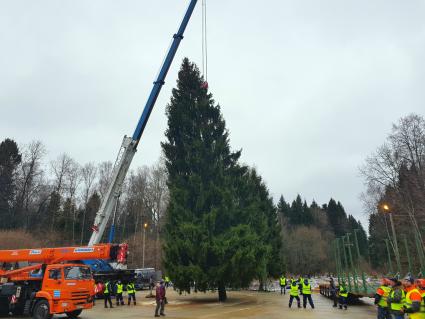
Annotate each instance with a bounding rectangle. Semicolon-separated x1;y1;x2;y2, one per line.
46;289;376;319
44;289;377;319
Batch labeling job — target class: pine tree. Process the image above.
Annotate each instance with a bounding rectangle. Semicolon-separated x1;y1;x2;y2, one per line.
277;195;290;218
326;198;348;237
290;195;304;225
0;138;22;229
162;58;269;301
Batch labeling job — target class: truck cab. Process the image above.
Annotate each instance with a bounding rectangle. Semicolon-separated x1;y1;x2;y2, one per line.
1;264;94;319
31;264;94;319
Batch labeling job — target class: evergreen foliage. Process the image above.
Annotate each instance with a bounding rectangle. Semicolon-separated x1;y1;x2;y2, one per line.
162;58;282;301
0;139;22;229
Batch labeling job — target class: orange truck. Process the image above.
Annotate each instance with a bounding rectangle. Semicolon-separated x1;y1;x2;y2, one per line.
0;243;126;319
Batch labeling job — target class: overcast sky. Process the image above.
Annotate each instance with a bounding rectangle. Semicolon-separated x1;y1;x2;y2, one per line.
1;0;425;228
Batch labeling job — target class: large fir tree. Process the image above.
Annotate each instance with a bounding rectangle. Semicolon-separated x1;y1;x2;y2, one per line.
162;58;272;301
0;138;21;229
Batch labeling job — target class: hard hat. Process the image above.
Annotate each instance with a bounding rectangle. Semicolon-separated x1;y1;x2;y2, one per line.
402;276;414;287
403;275;414;283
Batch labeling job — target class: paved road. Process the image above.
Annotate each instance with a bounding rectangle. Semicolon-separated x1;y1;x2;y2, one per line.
40;290;377;319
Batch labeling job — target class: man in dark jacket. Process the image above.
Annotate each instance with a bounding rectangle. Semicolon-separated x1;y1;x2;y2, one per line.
155;280;166;317
330;277;337;308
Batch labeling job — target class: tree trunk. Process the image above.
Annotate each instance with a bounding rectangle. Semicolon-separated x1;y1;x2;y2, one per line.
259;279;265;291
218;282;227;302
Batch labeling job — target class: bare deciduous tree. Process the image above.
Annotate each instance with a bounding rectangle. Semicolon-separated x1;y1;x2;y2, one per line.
65;159;81;243
16;140;46;229
80;162;97;244
97;161;113;199
50;153;73;195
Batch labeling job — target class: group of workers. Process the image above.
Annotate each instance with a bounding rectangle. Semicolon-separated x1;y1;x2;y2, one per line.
98;279;137;308
375;276;425;319
96;277;169;317
280;275;350;310
279;275;315;309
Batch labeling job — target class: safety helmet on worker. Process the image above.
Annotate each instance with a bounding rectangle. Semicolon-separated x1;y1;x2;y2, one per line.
402;275;415;288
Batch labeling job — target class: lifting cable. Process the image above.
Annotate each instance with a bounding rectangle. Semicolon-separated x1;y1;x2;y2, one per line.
201;0;208;88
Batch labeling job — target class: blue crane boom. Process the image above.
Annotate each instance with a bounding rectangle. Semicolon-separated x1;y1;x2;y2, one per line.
133;0;198;143
88;0;198;247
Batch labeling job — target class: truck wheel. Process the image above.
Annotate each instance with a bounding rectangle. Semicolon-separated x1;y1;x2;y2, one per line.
66;309;82;318
0;297;9;317
33;300;52;319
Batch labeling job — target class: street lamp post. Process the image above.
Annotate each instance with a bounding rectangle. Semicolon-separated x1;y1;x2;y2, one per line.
143;222;148;268
382;204;402;274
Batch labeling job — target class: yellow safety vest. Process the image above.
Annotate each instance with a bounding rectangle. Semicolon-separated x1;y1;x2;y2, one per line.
302;282;311;295
127;283;135;294
377;285;392;308
339;287;348;298
104;282;110;294
290;283;299;296
117;283;123;294
421;291;425;316
390;289;406;312
405;289;425;319
280;277;286;286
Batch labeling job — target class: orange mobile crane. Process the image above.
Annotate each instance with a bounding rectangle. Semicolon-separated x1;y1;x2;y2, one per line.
0;243;127;319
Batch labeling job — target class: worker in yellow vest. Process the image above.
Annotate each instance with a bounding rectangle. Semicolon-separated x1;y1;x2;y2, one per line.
338;283;349;310
404;278;425;319
412;279;425;319
289;280;301;308
374;277;393;319
127;280;136;306
388;279;406;319
279;274;287;295
116;280;125;306
103;280;113;308
302;278;315;309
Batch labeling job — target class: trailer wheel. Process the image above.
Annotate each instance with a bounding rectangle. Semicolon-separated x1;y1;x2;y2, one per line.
33;300;52;319
66;309;82;318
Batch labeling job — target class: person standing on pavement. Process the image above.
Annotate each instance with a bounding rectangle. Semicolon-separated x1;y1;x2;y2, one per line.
116;280;124;306
280;274;287;295
338;283;349;310
289;280;301;308
302;278;315;309
330;277;338;308
403;277;424;319
165;276;171;288
103;280;113;308
388;279;406;319
155;280;166;317
407;278;425;319
375;278;393;319
127;280;136;306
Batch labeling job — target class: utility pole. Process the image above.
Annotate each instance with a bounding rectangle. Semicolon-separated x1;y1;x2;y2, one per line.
382;204;401;274
142;222;148;268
